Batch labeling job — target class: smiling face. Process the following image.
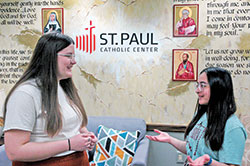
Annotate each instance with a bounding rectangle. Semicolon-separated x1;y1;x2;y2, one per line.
196;72;210;105
57;44;76;80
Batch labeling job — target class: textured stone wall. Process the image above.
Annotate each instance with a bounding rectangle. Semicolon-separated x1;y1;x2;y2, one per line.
0;0;249;164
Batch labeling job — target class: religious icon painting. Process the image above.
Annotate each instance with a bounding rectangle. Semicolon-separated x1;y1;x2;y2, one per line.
172;49;199;81
173;4;199;37
42;8;64;34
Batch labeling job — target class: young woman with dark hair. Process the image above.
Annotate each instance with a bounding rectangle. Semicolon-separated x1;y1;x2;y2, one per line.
3;32;97;166
147;67;247;166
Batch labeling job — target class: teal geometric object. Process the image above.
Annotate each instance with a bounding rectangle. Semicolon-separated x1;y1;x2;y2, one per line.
90;125;140;166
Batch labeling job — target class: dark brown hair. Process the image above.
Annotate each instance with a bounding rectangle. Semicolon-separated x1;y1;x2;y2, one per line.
185;67;236;151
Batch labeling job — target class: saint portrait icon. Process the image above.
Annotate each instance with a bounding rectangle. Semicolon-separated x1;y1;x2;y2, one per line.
172;49;198;81
173;4;199;37
42;8;64;34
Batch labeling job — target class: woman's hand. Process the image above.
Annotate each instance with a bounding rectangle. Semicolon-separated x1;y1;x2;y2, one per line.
147;129;187;154
187;155;238;166
146;129;172;143
79;127;98;151
187;154;210;166
69;133;89;151
86;132;98;151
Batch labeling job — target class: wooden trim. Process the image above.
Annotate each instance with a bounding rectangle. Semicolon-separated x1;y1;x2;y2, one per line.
0;118;4;145
0;118;3;127
0;138;3;146
147;124;187;132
